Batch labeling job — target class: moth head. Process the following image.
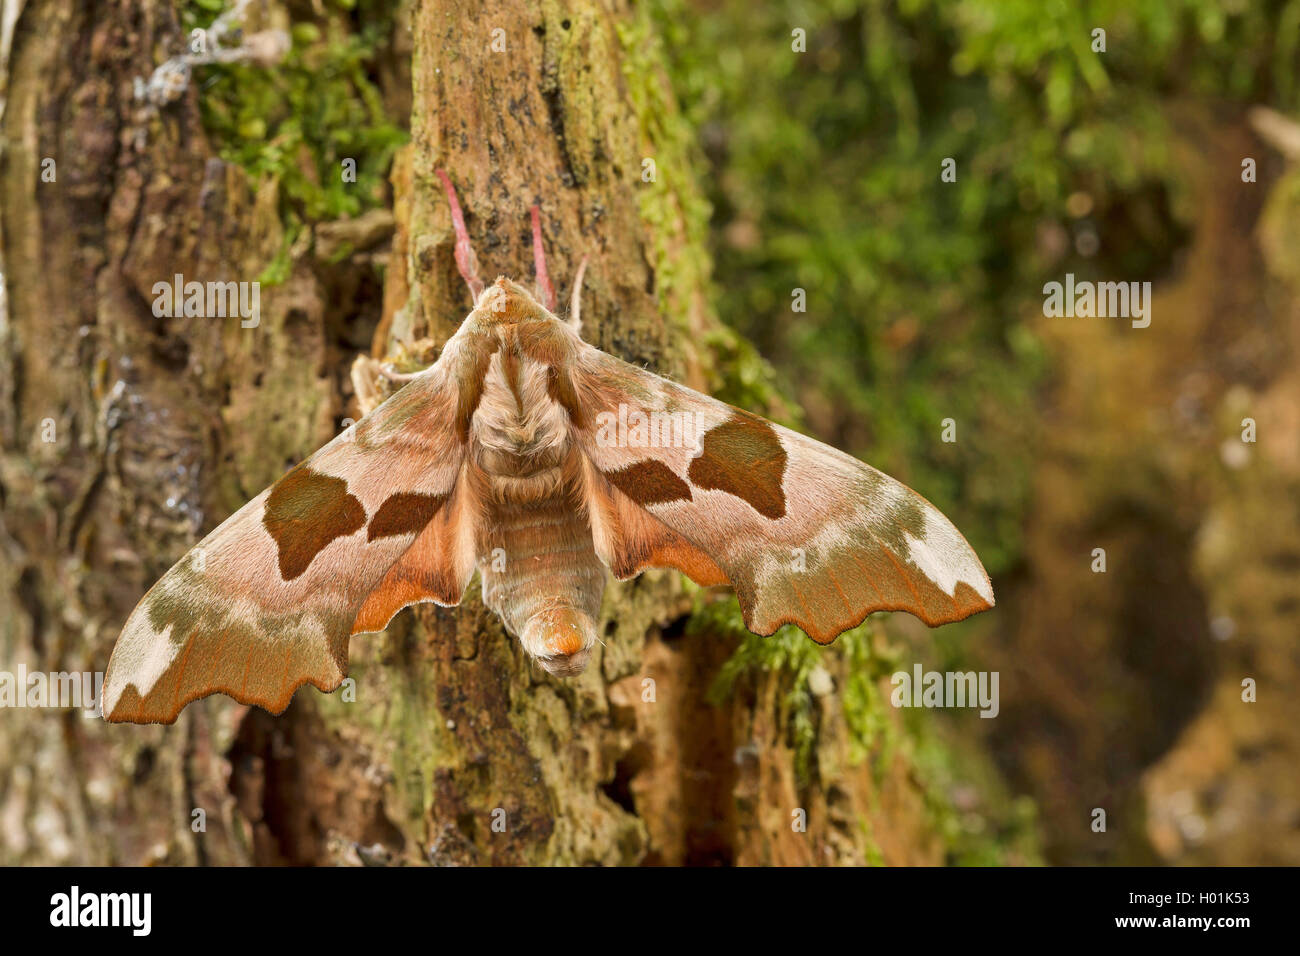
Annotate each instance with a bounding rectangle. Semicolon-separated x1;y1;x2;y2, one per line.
472;276;554;327
520;606;596;677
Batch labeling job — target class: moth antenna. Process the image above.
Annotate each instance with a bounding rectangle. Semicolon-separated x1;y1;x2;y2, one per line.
434;168;485;302
568;254;589;333
529;204;558;312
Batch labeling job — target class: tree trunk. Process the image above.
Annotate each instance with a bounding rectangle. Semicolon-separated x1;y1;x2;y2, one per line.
1;0;977;867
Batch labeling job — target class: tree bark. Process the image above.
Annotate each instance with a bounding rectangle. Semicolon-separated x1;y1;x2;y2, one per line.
2;0;971;867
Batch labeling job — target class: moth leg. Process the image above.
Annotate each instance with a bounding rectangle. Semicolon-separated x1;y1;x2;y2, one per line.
434;168;485;302
568;254;589;333
378;364;424;384
529;204;558;312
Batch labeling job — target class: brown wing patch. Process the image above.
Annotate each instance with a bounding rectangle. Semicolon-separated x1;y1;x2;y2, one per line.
367;491;448;541
688;412;787;519
263;466;366;579
748;578;994;644
604;459;692;506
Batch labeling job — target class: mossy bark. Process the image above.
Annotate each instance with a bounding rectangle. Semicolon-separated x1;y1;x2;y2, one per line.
1;0;975;866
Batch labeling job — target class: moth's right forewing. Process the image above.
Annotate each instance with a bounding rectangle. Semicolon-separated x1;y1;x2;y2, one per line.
566;344;994;643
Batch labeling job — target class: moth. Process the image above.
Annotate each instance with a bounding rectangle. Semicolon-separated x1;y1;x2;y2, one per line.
101;171;994;724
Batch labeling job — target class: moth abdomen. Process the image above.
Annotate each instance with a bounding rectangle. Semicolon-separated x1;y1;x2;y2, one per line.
480;492;606;676
521;606;597;677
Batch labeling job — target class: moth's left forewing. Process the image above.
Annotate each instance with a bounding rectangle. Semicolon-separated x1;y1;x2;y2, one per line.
102;341;479;724
568;346;994;643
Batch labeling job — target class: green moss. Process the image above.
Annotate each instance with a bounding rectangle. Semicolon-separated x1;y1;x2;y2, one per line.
701;325;799;424
695;596;898;786
616;10;712;337
615;5;793;419
315;650;444;837
255;221;297;286
183;0;407;281
857;816;887;867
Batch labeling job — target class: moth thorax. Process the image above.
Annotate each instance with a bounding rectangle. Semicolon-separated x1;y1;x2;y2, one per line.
475;277;545;324
521;606;596;677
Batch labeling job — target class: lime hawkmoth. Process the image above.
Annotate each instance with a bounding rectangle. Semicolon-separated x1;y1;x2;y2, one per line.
102;172;993;723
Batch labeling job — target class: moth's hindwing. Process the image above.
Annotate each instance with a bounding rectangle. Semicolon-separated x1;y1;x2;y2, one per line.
569;344;994;642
